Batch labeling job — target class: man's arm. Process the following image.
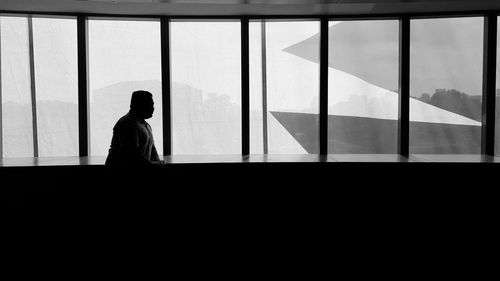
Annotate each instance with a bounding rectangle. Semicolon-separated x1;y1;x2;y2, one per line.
150;145;165;167
151;144;160;162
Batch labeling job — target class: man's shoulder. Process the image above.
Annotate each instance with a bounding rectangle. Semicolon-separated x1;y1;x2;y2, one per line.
114;113;139;130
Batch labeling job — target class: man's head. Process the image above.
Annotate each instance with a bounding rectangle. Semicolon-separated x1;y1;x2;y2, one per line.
130;90;154;119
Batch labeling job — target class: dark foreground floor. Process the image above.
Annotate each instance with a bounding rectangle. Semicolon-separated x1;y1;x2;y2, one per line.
1;162;495;278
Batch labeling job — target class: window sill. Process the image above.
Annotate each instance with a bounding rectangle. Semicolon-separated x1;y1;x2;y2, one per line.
1;154;500;167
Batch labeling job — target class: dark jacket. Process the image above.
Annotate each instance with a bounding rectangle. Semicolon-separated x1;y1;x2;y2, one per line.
105;112;160;169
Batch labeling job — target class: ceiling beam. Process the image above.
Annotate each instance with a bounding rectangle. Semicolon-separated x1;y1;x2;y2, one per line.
0;0;499;16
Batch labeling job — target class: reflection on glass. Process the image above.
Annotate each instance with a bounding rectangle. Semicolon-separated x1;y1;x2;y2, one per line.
0;16;34;157
410;17;483;154
33;17;78;157
250;20;319;154
171;21;241;154
88;19;162;156
328;20;399;153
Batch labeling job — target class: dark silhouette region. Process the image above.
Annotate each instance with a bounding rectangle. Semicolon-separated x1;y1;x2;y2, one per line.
105;90;164;169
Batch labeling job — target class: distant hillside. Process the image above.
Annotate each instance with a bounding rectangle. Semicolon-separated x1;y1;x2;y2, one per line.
416;89;482;122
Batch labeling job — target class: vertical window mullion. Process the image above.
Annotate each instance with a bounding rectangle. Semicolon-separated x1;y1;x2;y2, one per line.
161;17;171;156
261;20;268;155
481;13;497;156
399;16;410;157
319;17;329;155
27;15;38;158
242;17;250;156
77;15;89;157
0;17;2;158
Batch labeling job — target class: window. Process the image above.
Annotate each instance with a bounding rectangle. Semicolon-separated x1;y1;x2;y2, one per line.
1;15;78;158
33;16;78;157
88;18;162;156
1;15;34;157
328;20;399;154
250;20;319;154
170;21;241;154
495;16;500;156
1;13;496;161
410;17;483;154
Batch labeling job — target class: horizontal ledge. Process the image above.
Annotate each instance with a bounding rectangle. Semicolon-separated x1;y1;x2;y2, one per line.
1;154;500;167
1;1;500;17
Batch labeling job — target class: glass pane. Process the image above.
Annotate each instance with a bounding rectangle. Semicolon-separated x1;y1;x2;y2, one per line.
328;20;399;153
495;17;500;156
33;17;78;157
171;21;241;154
410;17;483;154
250;20;319;154
0;16;34;157
88;19;162;156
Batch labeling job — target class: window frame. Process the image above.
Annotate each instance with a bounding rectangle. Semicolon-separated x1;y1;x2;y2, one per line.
0;10;496;159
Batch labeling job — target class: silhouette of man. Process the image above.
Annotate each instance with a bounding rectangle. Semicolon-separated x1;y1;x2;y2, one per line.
105;90;164;169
